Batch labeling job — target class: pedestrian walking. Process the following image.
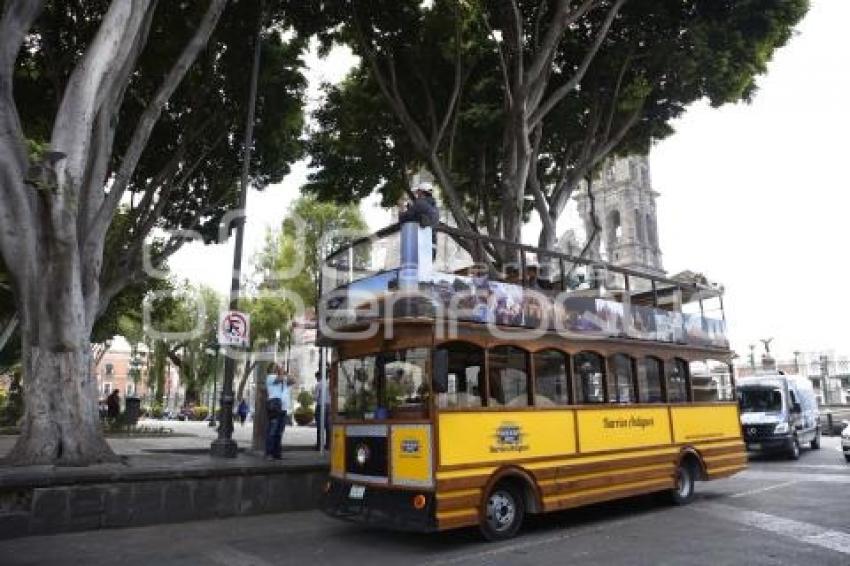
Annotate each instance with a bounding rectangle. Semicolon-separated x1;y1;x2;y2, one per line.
106;389;120;420
237;398;248;426
265;365;292;460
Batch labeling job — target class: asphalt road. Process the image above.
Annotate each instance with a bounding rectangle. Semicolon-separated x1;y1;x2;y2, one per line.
2;437;849;566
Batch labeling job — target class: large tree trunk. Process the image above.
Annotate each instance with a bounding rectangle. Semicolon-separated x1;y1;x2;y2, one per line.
8;322;116;465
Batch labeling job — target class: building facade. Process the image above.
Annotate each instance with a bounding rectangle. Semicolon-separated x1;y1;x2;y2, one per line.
568;154;664;277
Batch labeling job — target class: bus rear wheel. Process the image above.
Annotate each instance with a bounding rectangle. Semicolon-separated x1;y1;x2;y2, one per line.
669;461;696;505
480;482;525;541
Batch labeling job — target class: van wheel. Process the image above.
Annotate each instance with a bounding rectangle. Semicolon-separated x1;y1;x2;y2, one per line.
480;482;525;541
788;437;801;460
811;428;821;449
669;461;696;505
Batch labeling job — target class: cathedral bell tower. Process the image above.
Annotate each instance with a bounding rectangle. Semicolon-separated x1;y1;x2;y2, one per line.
571;154;664;277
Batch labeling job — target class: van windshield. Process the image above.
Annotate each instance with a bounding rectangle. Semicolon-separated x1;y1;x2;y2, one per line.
738;387;783;413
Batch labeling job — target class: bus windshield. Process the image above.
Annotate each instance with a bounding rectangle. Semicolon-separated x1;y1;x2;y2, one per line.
337;348;429;420
738;387;783;413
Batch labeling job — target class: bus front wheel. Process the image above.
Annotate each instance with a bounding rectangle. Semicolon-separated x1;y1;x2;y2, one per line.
480;482;525;541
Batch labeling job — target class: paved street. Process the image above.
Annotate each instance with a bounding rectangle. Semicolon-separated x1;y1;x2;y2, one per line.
1;437;849;566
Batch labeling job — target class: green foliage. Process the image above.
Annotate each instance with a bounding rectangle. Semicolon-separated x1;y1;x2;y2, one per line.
294;406;315;426
0;369;23;427
192;405;210;421
257;196;367;310
305;0;809;234
144;403;164;419
297;390;314;410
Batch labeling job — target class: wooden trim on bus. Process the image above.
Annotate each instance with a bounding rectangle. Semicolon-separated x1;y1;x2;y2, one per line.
434;437;741;474
436;509;479;530
543;477;675;513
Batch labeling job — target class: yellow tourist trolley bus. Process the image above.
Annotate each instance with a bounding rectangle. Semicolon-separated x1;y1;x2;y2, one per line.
319;222;745;539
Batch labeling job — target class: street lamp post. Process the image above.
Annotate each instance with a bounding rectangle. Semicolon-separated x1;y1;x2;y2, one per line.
211;1;263;458
206;343;220;428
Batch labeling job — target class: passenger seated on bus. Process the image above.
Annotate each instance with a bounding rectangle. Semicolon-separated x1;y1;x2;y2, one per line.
524;264;542;289
504;265;521;284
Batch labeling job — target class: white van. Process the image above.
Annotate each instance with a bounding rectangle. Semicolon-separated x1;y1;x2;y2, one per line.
736;373;820;459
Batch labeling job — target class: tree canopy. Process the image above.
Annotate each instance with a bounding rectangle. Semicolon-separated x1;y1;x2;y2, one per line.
257;195;368;311
305;0;808;249
0;0;315;464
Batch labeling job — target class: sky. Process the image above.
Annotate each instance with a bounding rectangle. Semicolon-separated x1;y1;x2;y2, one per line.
170;0;849;362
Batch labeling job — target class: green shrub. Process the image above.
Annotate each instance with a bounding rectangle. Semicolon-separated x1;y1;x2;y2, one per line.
146;403;164;419
193;405;210;421
297;390;314;410
0;371;23;427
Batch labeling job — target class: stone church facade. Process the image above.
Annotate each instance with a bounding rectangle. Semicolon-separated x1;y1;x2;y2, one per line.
561;153;664;277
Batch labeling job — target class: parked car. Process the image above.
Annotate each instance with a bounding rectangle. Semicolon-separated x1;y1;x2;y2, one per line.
737;373;820;459
841;420;850;462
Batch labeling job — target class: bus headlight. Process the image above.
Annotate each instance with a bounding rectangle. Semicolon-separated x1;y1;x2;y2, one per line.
356;444;370;466
774;422;790;434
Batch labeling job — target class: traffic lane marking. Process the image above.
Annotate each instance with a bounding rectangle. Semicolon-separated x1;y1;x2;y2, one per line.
728;480;800;499
737;470;850;484
696;502;850;557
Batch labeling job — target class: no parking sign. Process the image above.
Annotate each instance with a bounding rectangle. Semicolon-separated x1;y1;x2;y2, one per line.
218;310;250;347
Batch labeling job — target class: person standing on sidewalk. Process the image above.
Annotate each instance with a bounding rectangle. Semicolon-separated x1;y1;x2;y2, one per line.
265;365;292;460
236;398;249;426
106;389;121;420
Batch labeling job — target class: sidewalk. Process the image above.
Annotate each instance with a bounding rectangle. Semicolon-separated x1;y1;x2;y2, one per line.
0;417;320;458
0;419;329;538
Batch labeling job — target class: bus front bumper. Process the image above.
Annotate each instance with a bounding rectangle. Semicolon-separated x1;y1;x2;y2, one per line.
320;478;438;533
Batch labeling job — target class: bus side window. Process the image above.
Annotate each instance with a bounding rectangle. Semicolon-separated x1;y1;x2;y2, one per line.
574;351;605;403
436;342;484;409
666;358;689;403
638;357;664;403
488;346;530;407
608;354;635;403
533;349;570;406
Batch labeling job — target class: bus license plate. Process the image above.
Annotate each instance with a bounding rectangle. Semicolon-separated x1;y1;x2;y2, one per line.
349;485;365;500
748;443;761;451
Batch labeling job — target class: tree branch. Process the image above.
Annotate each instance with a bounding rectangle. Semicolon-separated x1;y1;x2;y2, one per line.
529;0;626;128
87;0;228;254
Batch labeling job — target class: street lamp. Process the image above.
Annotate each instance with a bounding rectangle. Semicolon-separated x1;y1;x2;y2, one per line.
211;1;263;459
205;342;220;428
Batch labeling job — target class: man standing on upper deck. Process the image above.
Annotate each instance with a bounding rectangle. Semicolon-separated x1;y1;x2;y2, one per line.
399;182;439;228
399;182;439;259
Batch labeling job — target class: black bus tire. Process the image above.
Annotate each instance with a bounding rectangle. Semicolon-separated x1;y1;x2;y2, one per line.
668;461;696;505
480;482;525;541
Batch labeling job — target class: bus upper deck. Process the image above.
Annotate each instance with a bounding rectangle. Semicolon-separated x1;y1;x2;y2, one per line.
319;221;728;350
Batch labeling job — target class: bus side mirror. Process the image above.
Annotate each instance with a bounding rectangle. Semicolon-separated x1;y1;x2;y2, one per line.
432;349;449;393
792;402;802;414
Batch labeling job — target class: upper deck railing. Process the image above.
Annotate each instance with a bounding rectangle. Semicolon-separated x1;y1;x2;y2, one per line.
319;222;728;349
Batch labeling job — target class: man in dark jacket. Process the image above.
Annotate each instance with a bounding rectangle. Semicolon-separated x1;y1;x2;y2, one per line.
399;183;439;228
400;183;439;259
106;389;120;420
